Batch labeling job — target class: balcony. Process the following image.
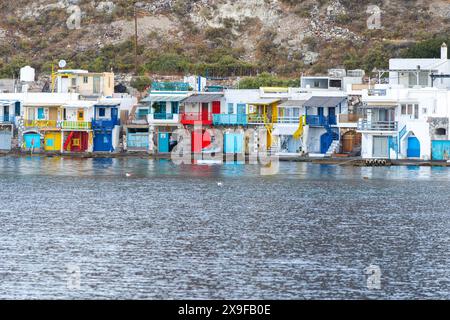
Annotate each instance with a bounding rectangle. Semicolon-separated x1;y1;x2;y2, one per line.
277;116;301;124
213;114;247;126
357;120;398;131
60;121;92;130
92;118;119;129
247;114;269;124
147;113;179;124
0;115;14;123
24;119;58;129
306;115;337;126
180;112;212;125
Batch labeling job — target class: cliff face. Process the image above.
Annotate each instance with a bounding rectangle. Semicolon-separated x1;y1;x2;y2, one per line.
0;0;449;78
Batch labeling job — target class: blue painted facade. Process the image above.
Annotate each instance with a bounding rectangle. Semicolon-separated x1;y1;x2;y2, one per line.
92;104;120;152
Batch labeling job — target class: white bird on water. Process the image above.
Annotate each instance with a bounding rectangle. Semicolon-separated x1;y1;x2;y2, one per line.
217;182;223;187
126;173;132;178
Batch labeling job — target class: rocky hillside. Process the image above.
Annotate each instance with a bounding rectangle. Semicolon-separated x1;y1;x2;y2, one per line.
0;0;449;80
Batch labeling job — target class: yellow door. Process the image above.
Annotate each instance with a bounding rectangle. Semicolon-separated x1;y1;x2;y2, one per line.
77;109;84;121
44;132;62;151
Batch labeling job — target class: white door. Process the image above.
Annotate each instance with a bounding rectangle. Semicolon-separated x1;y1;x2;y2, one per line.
373;136;389;158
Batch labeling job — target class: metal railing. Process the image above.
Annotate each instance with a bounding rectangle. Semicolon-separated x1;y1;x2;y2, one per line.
213;114;247;125
277;116;301;124
153;113;175;120
306;115;337;126
60;121;92;130
357;120;398;131
92;119;120;128
180;112;212;123
247;114;269;124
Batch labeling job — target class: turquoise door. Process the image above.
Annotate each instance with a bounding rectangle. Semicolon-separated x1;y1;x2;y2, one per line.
407;137;420;158
431;141;450;160
158;133;170;153
224;133;243;153
24;133;41;149
37;108;45;120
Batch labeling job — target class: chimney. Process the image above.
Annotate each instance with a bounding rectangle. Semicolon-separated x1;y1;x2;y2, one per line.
441;43;448;60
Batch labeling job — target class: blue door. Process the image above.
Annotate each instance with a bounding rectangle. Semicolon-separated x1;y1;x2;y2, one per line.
37;108;45;120
127;133;149;150
24;133;41;149
158;133;170;153
431;141;450;160
224;133;244;153
94;133;113;152
328;107;336;125
407;137;420;158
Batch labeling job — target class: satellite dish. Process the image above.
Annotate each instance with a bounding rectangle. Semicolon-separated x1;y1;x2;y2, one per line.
58;60;67;68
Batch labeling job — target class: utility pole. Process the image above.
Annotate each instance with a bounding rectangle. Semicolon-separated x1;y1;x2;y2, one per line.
134;2;139;75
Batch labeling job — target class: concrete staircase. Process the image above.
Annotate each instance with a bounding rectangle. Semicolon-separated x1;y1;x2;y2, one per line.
325;140;340;157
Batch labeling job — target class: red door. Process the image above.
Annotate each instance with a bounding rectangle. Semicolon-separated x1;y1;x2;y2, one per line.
212;101;221;114
201;103;209;121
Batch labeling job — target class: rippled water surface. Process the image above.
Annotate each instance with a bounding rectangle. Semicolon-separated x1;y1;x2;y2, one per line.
0;156;449;299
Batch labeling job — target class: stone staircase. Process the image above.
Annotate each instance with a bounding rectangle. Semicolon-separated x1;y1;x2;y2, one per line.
325;140;340;157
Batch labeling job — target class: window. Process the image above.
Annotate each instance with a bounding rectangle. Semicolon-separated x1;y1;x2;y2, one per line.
401;104;407;115
435;128;447;136
422;108;427;115
99;108;106;117
83;76;89;84
314;81;320;88
402;103;419;119
171;102;179;114
71;78;77;86
37;108;45;120
227;103;234;114
407;104;412;115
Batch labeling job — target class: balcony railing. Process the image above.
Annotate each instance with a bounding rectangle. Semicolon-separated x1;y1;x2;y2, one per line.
247;114;269;124
368;89;387;96
338;114;363;123
59;121;92;130
0;115;14;123
357;120;398;131
180;112;212;124
153;113;174;120
213;114;247;126
277;116;301;124
24;120;58;128
92;119;119;128
306;115;337;126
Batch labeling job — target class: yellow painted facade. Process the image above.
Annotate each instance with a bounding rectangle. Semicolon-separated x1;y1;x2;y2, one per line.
44;132;62;151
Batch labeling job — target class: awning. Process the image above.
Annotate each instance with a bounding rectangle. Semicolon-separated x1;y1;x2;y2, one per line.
141;95;187;103
182;94;223;103
95;101;120;107
247;98;281;106
62;101;96;108
360;102;398;108
304;96;347;108
279;100;306;107
0;100;17;106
